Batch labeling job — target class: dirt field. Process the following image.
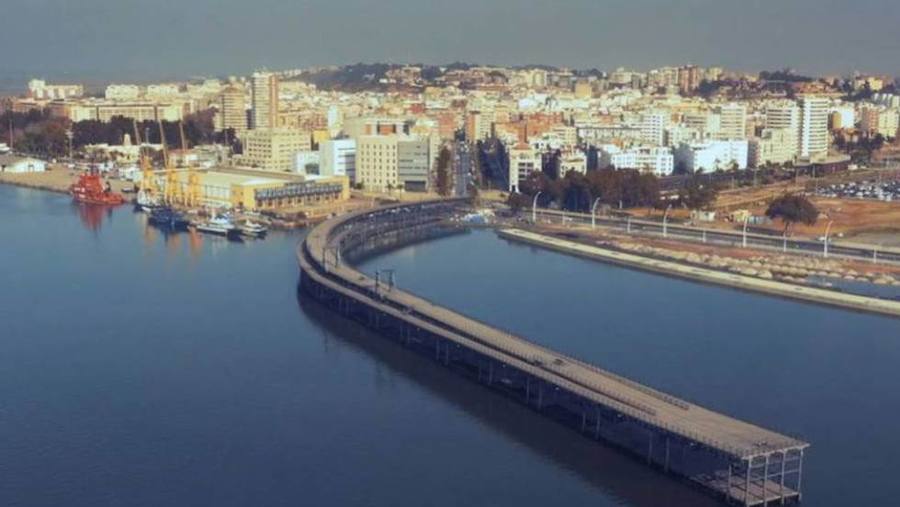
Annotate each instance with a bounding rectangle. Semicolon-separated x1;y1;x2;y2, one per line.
0;166;135;195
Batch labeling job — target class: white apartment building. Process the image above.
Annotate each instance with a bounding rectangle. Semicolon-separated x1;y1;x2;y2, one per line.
507;143;542;193
105;84;142;100
559;152;587;175
237;128;311;172
28;79;83;100
859;106;900;138
639;112;668;146
146;83;181;98
765;101;801;158
674;140;748;172
799;96;829;162
598;145;675;176
319;139;356;181
749;129;796;167
53;101;183;122
717;103;747;140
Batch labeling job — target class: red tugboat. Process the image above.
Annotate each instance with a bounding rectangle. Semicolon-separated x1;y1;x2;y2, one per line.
70;170;125;206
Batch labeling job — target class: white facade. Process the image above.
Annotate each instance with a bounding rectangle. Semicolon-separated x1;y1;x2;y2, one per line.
717;103;747;140
559;152;587;175
765;102;801;158
675;140;748;172
0;155;47;173
28;79;83;100
294;151;320;175
356;135;399;192
507;144;542;192
319;139;357;181
237;128;310;172
749;129;796;167
105;84;142;100
640;112;668;146
599;145;675;176
799;96;829;161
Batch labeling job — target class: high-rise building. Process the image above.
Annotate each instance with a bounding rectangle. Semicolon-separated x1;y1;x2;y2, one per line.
216;85;247;132
798;96;829;161
465;111;494;141
640;112;668;146
251;72;279;130
765;102;801;158
677;65;702;95
717;103;747;140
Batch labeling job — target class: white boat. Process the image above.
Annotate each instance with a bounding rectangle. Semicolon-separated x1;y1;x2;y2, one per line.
240;221;268;238
195;216;241;240
135;189;160;212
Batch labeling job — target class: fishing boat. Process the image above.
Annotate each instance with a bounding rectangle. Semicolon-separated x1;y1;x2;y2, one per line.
147;206;190;232
195;215;242;241
239;221;268;238
135;187;160;212
70;171;125;206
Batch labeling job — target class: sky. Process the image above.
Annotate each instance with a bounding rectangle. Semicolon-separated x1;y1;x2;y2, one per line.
2;0;900;86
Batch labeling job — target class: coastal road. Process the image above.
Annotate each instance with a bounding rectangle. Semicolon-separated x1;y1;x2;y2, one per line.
529;208;900;265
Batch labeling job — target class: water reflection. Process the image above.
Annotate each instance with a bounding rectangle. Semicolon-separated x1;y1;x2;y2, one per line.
73;202;116;232
297;291;719;507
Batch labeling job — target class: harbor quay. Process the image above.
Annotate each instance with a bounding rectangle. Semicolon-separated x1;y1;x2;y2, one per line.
297;199;809;506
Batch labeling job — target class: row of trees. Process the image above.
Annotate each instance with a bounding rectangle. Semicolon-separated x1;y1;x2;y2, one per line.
508;169;662;212
0;110;71;158
0;108;238;159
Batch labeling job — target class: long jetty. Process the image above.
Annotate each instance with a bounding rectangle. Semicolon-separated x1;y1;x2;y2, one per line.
297;199;809;506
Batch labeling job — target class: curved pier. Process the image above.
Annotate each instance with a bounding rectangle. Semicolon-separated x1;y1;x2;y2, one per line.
297;199;809;506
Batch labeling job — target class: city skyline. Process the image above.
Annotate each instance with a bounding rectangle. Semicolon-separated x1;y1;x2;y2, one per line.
3;0;900;86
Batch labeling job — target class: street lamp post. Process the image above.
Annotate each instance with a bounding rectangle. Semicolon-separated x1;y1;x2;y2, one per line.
783;232;788;253
742;215;750;248
531;191;542;224
873;242;883;264
591;197;602;230
662;204;673;238
823;220;834;258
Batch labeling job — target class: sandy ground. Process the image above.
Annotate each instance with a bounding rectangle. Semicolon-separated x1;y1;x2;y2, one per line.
745;197;900;240
0;166;135;195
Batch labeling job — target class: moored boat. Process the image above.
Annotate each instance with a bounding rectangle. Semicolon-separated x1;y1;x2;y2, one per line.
195;215;242;241
147;206;190;231
239;221;268;238
70;171;125;206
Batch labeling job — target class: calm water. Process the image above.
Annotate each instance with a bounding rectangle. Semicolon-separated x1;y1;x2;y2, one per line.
1;185;898;507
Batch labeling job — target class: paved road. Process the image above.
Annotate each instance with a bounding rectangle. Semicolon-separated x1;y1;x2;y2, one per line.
530;208;900;265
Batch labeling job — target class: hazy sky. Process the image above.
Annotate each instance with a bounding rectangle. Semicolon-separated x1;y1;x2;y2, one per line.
3;0;900;83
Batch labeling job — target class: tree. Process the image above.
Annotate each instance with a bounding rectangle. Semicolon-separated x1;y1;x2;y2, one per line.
679;175;719;210
765;194;819;234
435;146;452;196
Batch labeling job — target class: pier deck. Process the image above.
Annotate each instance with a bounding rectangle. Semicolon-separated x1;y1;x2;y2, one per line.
298;200;809;506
